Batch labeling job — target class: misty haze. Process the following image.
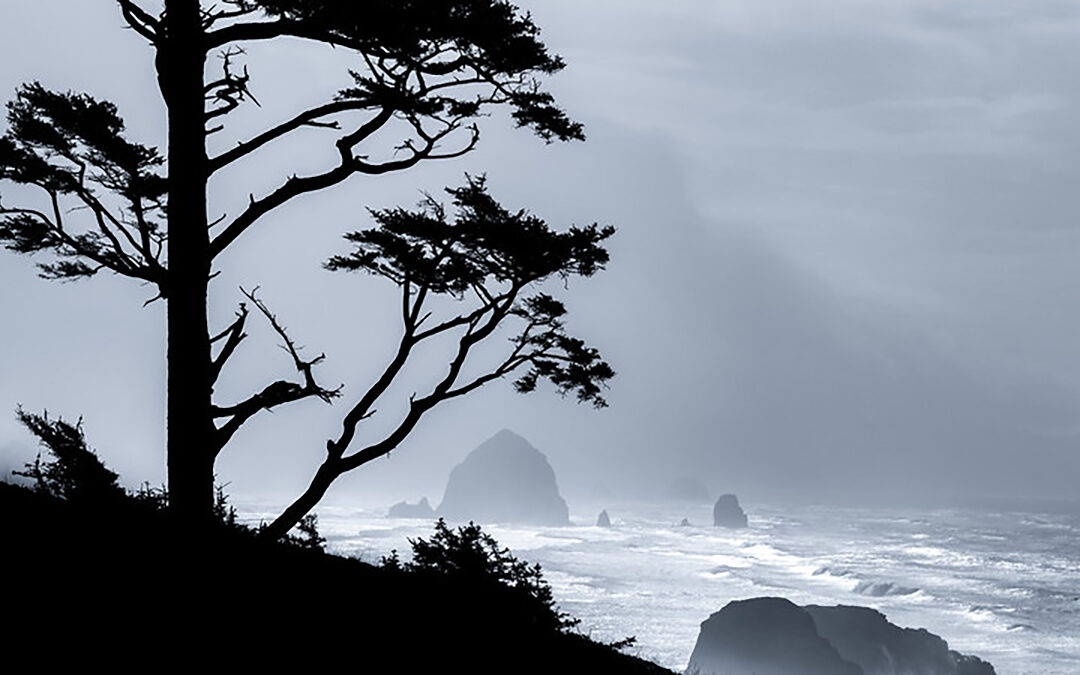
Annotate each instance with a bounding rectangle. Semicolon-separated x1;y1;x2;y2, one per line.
1;1;1078;673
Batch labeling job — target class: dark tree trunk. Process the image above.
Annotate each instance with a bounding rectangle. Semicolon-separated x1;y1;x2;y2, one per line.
159;0;214;522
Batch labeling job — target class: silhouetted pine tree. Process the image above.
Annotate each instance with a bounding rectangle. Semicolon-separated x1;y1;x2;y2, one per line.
1;0;613;535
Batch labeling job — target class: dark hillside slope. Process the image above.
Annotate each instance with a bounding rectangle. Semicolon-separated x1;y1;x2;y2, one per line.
1;482;672;673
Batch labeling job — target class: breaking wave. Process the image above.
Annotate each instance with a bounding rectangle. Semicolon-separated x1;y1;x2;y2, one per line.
853;580;921;597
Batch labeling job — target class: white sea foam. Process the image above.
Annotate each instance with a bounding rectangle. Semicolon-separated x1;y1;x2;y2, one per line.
853;580;921;597
246;500;1080;675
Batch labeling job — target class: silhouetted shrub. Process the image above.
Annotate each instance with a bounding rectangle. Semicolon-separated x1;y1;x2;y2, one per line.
12;408;245;533
384;518;578;633
12;408;125;505
282;513;326;551
132;481;169;510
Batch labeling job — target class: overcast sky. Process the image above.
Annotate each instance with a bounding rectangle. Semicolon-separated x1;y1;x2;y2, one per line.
1;0;1079;510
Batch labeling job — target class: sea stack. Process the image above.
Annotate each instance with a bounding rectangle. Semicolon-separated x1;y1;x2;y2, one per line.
596;509;611;527
686;597;861;675
685;597;997;675
387;497;435;519
437;429;570;526
713;493;748;528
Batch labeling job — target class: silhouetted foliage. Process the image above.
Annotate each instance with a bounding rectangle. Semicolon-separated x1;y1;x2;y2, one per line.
132;480;171;511
1;479;672;674
0;84;166;281
12;408;125;504
0;0;609;533
205;0;583;143
213;484;239;527
328;175;615;408
282;513;327;551
384;518;578;634
263;177;613;539
10;407;260;533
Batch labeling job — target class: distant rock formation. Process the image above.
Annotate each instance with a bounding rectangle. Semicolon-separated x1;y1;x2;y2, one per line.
437;429;570;526
679;518;692;527
665;477;710;502
712;493;748;528
596;510;611;527
686;597;861;675
685;597;996;675
387;497;435;519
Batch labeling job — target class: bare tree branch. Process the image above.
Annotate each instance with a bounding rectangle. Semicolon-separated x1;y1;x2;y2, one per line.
204;48;260;127
210;104;482;260
441;325;541;401
117;0;159;43
207;287;340;457
209;106;422;259
206;19;366;52
201;1;260;29
212;380;314;453
321;278;512;463
412;292;510;342
0;197;153;282
209;303;249;385
207;99;365;174
242;286;339;404
334;293;514;473
65;181;165;283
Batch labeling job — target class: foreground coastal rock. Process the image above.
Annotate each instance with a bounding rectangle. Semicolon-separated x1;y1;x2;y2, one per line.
805;605;995;675
387;497;435;519
686;597;861;675
438;429;570;526
712;493;748;528
686;597;996;675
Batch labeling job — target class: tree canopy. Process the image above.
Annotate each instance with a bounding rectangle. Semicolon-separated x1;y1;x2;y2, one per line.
264;176;613;538
0;84;166;282
0;0;612;535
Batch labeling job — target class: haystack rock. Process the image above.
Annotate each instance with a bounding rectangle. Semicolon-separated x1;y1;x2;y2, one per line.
387;497;435;519
596;510;611;527
437;429;570;526
665;476;711;502
713;493;748;528
685;597;996;675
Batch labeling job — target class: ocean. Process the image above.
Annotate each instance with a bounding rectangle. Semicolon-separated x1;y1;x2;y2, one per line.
242;500;1080;674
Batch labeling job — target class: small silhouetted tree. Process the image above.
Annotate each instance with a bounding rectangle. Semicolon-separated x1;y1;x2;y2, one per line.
12;408;126;505
0;1;611;534
384;518;579;634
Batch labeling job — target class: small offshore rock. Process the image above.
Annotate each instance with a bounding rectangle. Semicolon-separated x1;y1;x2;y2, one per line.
387;496;435;519
713;494;748;529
